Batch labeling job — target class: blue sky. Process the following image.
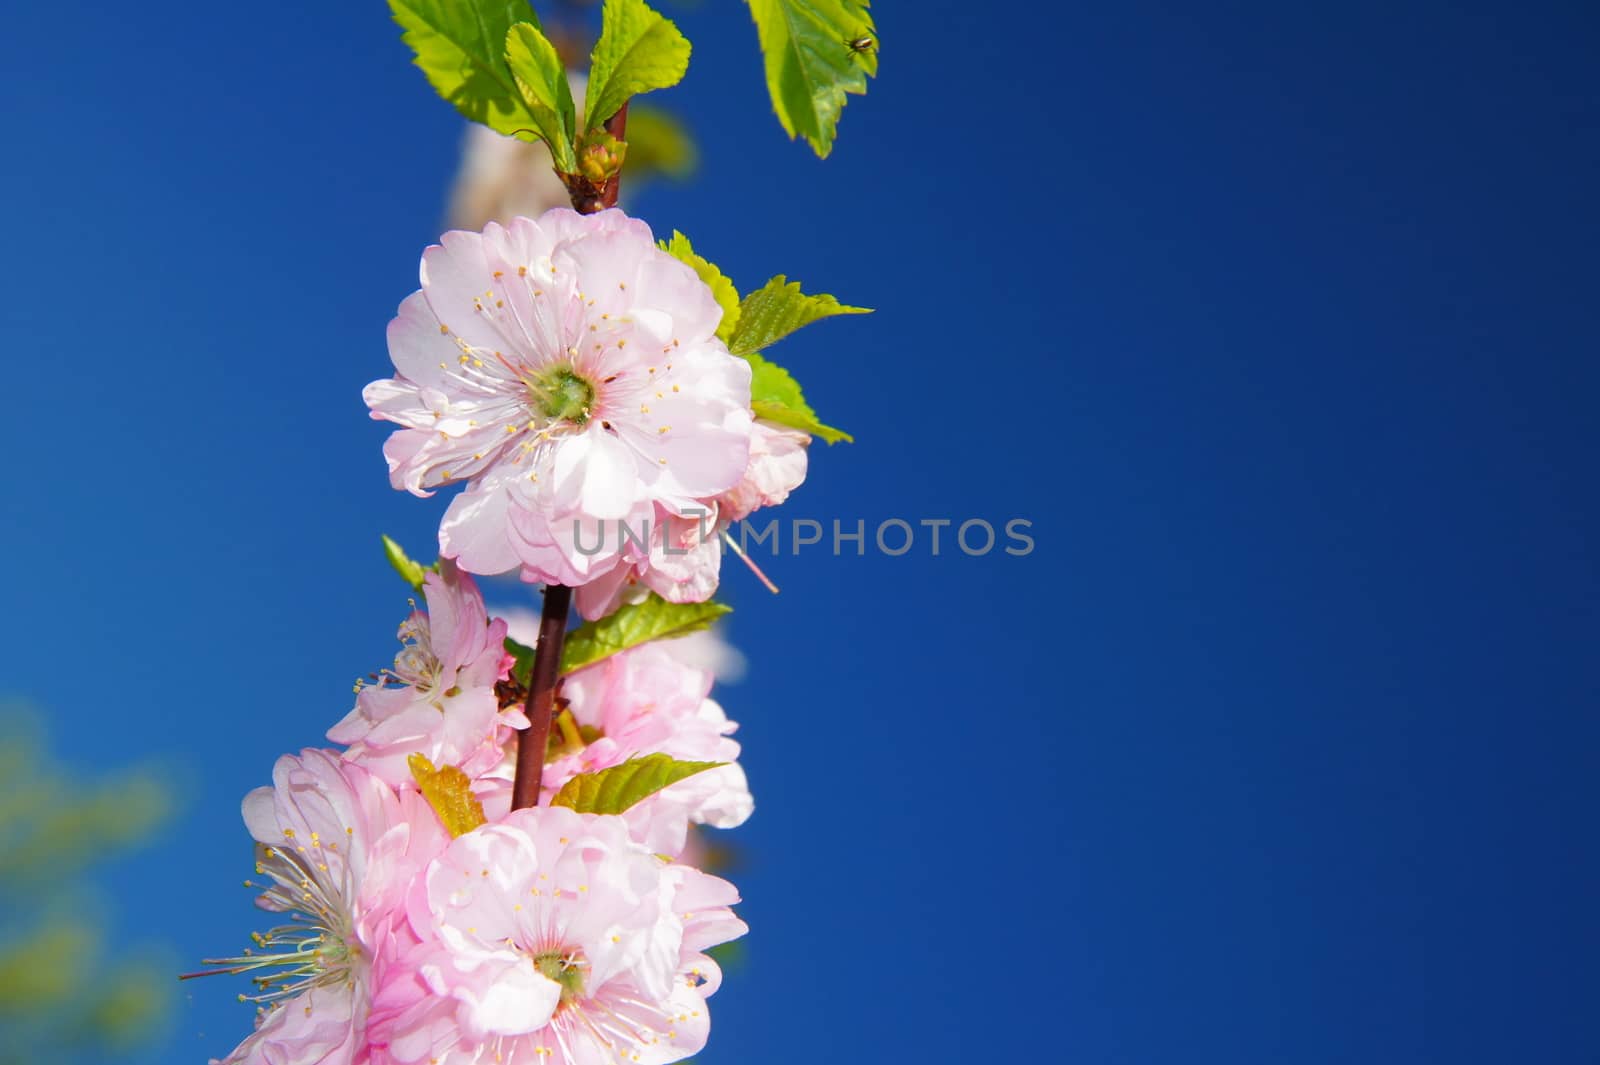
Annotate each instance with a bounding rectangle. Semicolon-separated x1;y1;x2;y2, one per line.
2;1;1597;1062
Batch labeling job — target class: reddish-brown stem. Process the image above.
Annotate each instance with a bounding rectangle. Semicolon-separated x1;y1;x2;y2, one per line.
599;102;629;209
517;99;633;807
510;583;572;810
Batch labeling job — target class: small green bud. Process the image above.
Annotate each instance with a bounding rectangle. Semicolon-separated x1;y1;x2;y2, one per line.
382;534;431;591
577;131;629;186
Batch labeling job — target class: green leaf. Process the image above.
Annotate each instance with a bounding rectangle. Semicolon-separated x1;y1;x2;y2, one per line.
505;22;579;171
584;0;692;131
387;0;544;135
659;232;741;343
408;754;487;837
623;103;698;181
727;274;870;357
747;351;852;444
382;534;432;592
550;754;723;814
560;594;732;674
504;635;537;688
745;0;877;157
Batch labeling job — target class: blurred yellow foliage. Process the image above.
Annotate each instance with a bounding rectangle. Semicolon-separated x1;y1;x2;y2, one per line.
0;706;176;1064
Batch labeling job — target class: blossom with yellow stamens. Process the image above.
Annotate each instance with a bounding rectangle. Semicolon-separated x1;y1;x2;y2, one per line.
364;806;744;1065
364;208;753;613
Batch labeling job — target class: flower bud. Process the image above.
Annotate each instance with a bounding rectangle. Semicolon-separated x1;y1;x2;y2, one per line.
577;130;628;186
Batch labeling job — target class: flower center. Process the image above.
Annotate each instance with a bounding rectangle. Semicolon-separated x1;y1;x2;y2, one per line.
527;365;596;424
533;949;587;1007
387;614;442;694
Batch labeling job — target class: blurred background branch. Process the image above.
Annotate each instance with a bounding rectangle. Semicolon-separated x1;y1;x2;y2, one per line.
0;705;177;1065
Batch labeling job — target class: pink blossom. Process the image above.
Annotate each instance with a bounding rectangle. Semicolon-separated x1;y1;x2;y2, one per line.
571;504;724;620
366;807;745;1065
717;419;810;522
480;642;751;856
365;208;754;598
575;419;811;617
210;750;448;1065
329;562;522;786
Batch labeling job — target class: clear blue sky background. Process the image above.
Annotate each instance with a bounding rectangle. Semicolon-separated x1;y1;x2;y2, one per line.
3;1;1597;1062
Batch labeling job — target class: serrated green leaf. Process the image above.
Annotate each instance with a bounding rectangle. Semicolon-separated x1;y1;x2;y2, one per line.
745;0;876;157
382;534;433;591
747;352;852;444
659;232;740;343
623;103;698;181
550;754;722;814
408;754;486;837
584;0;692;132
560;594;731;674
728;274;870;357
505;23;579;171
387;0;543;136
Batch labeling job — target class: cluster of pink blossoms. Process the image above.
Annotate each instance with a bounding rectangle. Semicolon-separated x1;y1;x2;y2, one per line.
208;208;815;1065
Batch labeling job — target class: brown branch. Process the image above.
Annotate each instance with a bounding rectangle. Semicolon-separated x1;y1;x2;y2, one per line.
516;98;634;807
510;583;572;810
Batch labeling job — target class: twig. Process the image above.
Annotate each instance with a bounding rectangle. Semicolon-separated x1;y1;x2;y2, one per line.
510;583;572;810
